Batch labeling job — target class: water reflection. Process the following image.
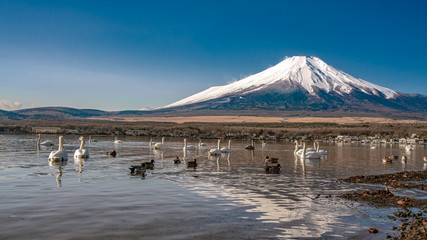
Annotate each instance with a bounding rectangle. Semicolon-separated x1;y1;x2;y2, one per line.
1;135;426;239
49;161;67;187
74;158;84;174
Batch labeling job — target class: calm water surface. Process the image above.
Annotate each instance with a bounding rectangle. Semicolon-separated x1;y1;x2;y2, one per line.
1;134;426;239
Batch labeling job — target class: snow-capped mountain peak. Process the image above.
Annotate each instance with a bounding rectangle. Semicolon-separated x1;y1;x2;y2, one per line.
161;56;398;109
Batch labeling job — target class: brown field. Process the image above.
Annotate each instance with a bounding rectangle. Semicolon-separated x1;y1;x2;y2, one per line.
88;116;427;124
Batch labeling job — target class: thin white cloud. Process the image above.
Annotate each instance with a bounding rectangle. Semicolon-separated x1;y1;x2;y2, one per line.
0;99;22;110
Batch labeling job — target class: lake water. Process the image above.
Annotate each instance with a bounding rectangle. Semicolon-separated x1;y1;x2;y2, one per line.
1;134;426;239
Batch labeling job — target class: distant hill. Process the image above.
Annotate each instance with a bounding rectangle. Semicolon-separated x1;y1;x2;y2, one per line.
12;107;109;119
0;109;25;120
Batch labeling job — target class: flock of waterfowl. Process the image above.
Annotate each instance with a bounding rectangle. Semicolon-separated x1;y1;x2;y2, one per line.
37;135;427;176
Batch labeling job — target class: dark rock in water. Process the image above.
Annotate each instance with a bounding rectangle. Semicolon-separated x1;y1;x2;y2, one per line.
340;170;427;190
340;188;427;208
390;208;427;240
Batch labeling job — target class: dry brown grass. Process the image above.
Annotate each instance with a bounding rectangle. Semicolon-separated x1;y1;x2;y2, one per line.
88;116;427;124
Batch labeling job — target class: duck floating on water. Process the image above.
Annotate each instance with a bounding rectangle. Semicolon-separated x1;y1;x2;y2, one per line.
382;156;392;164
245;140;255;150
265;163;281;174
187;159;198;168
174;156;181;164
107;150;117;157
129;163;146;176
144;159;155;169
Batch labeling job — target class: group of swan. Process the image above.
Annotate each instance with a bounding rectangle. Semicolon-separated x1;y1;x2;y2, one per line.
294;141;327;159
47;136;90;163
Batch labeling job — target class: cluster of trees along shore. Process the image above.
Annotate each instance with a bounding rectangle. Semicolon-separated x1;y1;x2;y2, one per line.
1;120;426;140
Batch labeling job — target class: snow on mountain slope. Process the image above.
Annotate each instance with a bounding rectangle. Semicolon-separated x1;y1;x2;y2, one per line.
162;56;398;109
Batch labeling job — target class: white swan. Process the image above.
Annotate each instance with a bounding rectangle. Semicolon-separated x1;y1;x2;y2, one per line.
209;139;221;156
221;139;232;153
114;137;122;144
262;140;267;148
154;137;165;150
183;138;196;151
199;139;207;147
315;141;327;155
300;142;321;159
424;156;427;162
405;145;413;152
49;136;68;162
74;136;89;159
89;136;97;143
294;141;315;155
306;142;317;152
149;138;156;147
38;134;54;146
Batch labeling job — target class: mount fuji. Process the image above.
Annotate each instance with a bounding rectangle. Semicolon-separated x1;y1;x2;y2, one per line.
159;56;427;115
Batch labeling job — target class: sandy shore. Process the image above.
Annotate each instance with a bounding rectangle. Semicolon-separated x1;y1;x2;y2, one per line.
88;115;427;124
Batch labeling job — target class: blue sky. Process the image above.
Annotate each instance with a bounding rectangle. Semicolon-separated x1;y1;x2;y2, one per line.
1;0;426;111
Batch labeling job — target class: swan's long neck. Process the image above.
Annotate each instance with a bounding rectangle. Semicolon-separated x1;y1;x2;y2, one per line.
149;138;152;146
37;135;41;147
228;140;231;149
217;139;221;149
199;139;201;145
184;139;187;148
316;141;319;152
294;141;298;153
301;143;306;158
162;137;164;144
59;136;63;151
80;137;85;150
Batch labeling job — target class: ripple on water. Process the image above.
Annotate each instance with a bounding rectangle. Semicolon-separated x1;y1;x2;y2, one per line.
1;135;426;239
